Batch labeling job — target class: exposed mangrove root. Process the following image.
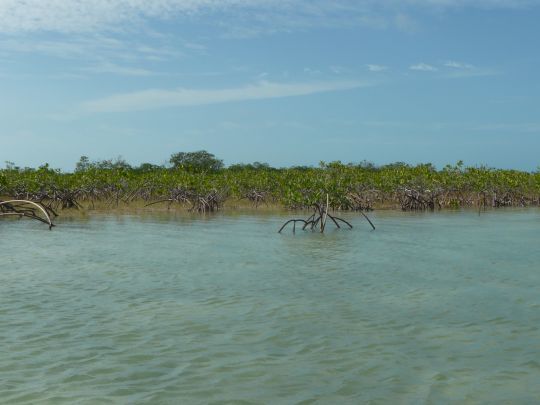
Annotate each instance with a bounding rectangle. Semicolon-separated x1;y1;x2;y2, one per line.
394;186;536;211
9;187;82;214
145;187;191;209
279;195;374;233
241;189;270;208
278;219;308;233
345;189;378;211
358;210;376;230
0;199;55;229
145;188;226;213
190;190;225;213
397;187;442;211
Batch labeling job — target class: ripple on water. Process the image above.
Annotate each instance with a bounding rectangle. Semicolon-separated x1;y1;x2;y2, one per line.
1;209;540;403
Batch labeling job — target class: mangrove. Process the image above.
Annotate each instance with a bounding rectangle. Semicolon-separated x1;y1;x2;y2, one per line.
1;155;539;218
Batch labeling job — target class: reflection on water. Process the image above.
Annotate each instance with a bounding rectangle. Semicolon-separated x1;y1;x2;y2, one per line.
1;209;540;403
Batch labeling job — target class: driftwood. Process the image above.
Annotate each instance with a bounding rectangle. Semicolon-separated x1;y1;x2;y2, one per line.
279;194;375;234
0;200;55;229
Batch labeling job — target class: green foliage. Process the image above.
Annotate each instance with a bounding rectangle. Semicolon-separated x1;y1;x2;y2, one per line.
1;155;539;210
75;156;131;172
136;163;163;172
169;150;223;172
228;161;272;171
75;156;91;172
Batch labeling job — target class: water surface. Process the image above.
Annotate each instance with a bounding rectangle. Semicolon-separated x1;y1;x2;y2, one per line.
1;209;540;403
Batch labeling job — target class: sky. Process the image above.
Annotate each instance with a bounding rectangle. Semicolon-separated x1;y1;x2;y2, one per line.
1;0;539;171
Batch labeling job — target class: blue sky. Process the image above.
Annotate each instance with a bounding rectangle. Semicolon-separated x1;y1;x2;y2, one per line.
1;0;539;170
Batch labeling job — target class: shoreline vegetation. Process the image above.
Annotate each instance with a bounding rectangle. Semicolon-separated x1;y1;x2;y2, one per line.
1;152;540;218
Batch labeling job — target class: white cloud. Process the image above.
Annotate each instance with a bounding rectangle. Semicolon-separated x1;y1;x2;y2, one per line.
441;60;498;77
0;35;180;62
403;0;537;8
304;67;322;75
1;0;537;35
83;62;156;76
444;60;474;69
410;63;438;71
0;1;362;34
330;65;350;74
366;64;388;72
82;80;371;113
0;0;193;34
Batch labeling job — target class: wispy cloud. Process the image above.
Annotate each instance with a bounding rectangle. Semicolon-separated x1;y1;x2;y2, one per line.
330;65;350;74
2;1;537;35
442;61;499;78
404;0;538;9
303;67;322;76
83;62;156;77
0;35;180;62
0;1;369;34
410;63;438;71
444;60;474;69
82;80;371;113
407;60;497;77
366;64;388;72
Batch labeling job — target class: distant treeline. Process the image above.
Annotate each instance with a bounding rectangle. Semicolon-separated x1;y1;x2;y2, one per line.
1;151;540;211
3;150;384;173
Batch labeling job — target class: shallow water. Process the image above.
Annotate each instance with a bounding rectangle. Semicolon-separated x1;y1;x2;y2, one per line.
1;209;540;404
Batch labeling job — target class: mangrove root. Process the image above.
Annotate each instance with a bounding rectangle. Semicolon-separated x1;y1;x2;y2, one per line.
0;199;55;229
279;195;375;234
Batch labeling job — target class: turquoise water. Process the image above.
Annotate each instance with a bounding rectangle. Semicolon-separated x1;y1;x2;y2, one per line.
1;209;540;404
